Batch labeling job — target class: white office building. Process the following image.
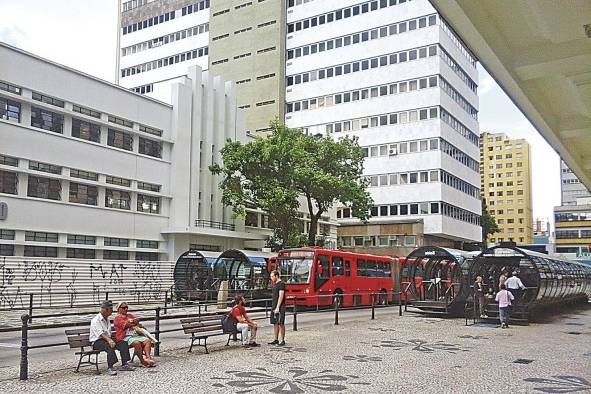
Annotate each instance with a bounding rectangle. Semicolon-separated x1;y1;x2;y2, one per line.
117;0;211;102
0;42;272;262
285;0;482;249
560;160;591;206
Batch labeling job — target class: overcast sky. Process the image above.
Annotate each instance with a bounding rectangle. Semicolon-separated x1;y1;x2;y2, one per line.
0;0;561;223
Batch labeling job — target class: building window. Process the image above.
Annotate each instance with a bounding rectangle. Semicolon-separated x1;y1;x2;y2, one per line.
138;137;162;158
0;170;18;195
0;244;14;256
108;115;133;128
24;245;58;257
32;92;65;107
0;154;18;167
139;125;163;137
0;97;21;122
70;168;99;182
66;248;96;259
27;176;61;201
69;182;98;205
106;176;131;188
104;237;129;247
103;250;129;260
72;104;101;118
136;252;159;261
245;211;258;227
25;231;58;242
0;229;15;240
31;107;64;133
29;160;62;175
108;129;133;151
137;194;160;214
189;243;221;252
67;234;96;245
137;240;158;249
72;118;101;143
105;189;131;210
137;182;160;192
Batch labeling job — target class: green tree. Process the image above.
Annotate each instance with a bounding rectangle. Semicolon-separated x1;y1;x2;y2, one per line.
481;199;500;248
210;121;373;249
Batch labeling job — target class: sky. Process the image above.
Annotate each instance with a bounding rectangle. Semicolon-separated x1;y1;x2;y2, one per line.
0;0;562;222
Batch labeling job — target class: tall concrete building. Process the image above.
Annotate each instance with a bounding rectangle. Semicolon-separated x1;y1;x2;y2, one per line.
0;42;273;262
480;132;533;244
285;0;482;256
117;0;286;135
117;0;211;102
560;160;591;206
208;0;286;135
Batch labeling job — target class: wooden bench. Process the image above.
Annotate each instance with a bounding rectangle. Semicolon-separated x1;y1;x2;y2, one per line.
65;328;101;373
180;315;240;354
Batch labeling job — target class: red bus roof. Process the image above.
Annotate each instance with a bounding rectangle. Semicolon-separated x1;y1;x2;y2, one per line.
277;247;401;261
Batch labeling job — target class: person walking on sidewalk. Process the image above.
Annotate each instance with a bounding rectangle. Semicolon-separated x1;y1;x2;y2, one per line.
89;300;135;375
230;295;259;347
268;270;286;346
495;284;514;329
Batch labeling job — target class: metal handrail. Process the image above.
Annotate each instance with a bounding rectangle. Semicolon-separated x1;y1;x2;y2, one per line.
194;219;235;231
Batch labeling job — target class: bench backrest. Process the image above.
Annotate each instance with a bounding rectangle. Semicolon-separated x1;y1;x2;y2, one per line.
65;328;92;349
181;315;224;334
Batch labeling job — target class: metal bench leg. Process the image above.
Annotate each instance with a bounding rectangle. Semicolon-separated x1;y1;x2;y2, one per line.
204;337;209;354
189;334;195;353
226;334;231;346
76;354;83;373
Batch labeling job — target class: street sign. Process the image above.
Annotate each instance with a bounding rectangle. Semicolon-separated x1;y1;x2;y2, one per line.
0;202;6;220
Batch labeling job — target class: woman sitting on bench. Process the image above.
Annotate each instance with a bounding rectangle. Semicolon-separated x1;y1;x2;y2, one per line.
113;302;156;367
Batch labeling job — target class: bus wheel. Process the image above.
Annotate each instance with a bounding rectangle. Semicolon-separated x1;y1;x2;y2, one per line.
379;290;388;305
333;291;343;309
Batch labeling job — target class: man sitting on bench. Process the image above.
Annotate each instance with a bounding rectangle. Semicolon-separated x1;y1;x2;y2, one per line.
89;300;135;375
230;295;259;348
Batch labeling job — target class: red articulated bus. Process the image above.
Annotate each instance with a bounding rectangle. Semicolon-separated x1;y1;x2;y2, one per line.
276;248;402;308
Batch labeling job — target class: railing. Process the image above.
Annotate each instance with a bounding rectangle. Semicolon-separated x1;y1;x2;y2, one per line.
13;290;404;380
194;219;235;231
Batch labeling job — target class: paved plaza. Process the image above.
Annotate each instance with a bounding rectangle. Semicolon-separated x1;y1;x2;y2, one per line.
1;305;590;393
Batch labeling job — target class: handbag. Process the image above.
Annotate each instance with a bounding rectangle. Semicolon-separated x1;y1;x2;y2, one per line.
221;313;238;334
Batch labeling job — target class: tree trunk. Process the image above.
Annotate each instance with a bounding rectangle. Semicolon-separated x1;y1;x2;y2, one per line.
308;214;318;246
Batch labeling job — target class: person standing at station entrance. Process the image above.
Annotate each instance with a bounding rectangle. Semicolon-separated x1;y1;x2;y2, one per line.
268;270;286;346
505;271;526;303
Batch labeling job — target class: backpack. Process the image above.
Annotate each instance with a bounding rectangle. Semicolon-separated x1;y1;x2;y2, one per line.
221;312;238;334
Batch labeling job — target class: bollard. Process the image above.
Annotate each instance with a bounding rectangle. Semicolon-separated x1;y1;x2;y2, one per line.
399;293;403;317
292;303;298;332
105;292;109;301
28;294;33;323
371;294;375;320
20;314;29;381
154;307;161;357
163;290;168;315
334;298;339;326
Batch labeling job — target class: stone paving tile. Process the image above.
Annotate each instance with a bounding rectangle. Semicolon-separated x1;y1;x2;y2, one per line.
1;307;590;393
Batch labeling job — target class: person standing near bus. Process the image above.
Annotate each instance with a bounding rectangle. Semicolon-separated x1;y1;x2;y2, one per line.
268;270;286;346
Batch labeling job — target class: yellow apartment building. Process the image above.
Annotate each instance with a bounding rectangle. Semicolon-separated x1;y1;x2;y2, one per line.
480;132;533;244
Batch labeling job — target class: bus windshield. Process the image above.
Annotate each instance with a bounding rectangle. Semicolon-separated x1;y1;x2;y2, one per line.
279;257;313;284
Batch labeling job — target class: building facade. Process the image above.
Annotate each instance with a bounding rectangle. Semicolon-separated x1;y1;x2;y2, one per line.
117;0;211;102
554;198;591;258
480;132;533;244
0;42;274;262
560;160;591;206
284;0;482;254
208;0;287;135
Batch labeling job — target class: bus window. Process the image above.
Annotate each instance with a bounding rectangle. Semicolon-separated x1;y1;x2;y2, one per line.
318;255;329;279
333;256;344;276
367;260;377;277
357;259;366;276
345;261;351;276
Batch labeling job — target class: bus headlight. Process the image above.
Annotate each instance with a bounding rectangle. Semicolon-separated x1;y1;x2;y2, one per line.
305;288;310;293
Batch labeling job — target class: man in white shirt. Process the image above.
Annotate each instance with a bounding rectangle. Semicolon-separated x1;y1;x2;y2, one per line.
90;300;134;375
505;271;526;303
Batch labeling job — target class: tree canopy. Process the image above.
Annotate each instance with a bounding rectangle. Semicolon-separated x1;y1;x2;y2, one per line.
210;121;373;249
481;199;500;248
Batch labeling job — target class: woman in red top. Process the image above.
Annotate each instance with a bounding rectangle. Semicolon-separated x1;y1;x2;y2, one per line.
113;302;156;367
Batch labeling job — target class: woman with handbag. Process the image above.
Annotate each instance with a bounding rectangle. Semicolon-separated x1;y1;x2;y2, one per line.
113;302;156;367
